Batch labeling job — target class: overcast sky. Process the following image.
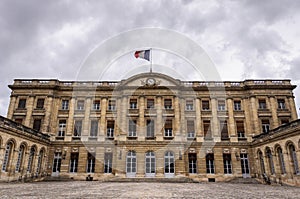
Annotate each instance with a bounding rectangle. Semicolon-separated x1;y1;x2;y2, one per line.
0;0;300;116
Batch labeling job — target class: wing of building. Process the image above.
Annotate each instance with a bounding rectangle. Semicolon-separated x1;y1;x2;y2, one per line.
0;72;299;186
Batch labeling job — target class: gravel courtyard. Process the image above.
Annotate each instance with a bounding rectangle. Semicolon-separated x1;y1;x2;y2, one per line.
0;181;300;199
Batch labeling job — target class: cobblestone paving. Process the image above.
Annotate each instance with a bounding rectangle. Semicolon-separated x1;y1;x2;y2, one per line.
0;182;300;199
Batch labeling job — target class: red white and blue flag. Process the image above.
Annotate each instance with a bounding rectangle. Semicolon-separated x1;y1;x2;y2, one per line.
134;50;150;61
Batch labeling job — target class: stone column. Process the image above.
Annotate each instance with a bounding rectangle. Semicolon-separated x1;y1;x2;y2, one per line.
175;97;182;139
120;96;128;137
138;95;145;140
250;96;260;135
78;147;87;174
269;96;279;128
211;98;219;141
100;98;107;139
243;97;252;141
42;95;53;133
95;147;104;174
115;97;122;139
136;150;145;177
288;96;298;121
195;98;203;141
227;98;236;142
24;95;35;127
156;96;163;140
66;98;75;140
214;148;224;175
7;95;17;119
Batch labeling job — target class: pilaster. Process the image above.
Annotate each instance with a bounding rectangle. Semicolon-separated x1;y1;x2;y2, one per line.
24;95;35;127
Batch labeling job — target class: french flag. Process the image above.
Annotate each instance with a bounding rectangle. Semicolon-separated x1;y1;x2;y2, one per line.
134;50;150;61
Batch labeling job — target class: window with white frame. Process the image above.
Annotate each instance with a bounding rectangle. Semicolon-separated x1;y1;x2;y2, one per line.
27;147;35;173
90;120;98;137
186;100;194;111
128;120;137;137
86;153;95;173
92;100;100;110
104;153;113;173
266;148;275;175
74;120;82;137
107;121;114;138
164;99;172;109
206;153;215;174
69;153;78;173
77;100;85;110
145;151;156;176
164;120;173;137
289;144;299;174
258;99;267;109
2;142;13;171
236;121;245;138
261;120;270;133
223;154;232;174
277;99;286;109
164;151;175;174
36;150;44;174
202;100;210;110
61;100;69;110
218;100;226;111
52;152;62;172
129;99;138;109
234;100;241;111
188;153;197;174
58;120;66;136
187;120;195;138
126;151;137;174
146;120;154;137
277;147;286;174
15;145;25;172
108;100;116;111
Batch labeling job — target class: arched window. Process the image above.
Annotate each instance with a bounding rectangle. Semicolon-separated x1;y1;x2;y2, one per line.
126;151;137;177
259;151;265;174
36;150;44;174
27;147;36;173
145;151;156;177
206;153;214;174
16;145;25;172
2;142;13;172
164;151;175;177
288;144;299;174
266;148;275;175
277;147;286;174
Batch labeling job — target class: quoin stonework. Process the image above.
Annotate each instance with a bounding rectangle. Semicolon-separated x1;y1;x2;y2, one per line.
0;72;300;186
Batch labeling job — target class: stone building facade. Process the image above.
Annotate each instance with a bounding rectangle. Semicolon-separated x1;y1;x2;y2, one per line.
0;72;299;185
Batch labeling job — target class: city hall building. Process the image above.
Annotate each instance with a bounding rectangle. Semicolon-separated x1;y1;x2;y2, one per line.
0;72;300;186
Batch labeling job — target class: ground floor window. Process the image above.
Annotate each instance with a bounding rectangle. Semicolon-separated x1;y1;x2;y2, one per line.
27;147;36;173
104;153;112;173
16;145;25;172
69;153;79;173
259;151;265;174
52;152;62;172
289;144;299;174
165;151;175;175
206;153;214;174
188;153;197;174
145;151;156;176
240;153;250;175
126;151;137;176
87;153;95;173
36;150;44;174
223;154;232;174
2;142;13;172
277;147;286;174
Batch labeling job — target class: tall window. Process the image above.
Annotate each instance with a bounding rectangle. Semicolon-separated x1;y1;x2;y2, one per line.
128;120;137;137
202;100;210;110
188;153;197;174
187;120;195;138
74;120;82;137
145;151;156;176
164;99;172;109
164;120;173;137
220;120;229;140
236;121;245;139
289;144;299;174
27;147;36;173
16;145;25;172
104;153;112;173
262;120;270;133
129;99;138;109
223;154;232;174
61;100;69;110
206;153;215;174
218;100;226;111
2;142;13;171
52;152;62;172
259;151;265;174
277;147;286;174
18;99;26;109
240;153;250;175
203;120;212;139
107;121;115;138
164;151;175;175
92;100;100;110
186;100;194;111
258;99;267;109
147;99;155;109
36;150;44;174
36;99;44;109
87;153;95;173
146;120;154;137
33;119;42;132
234;100;241;111
266;148;275;175
126;151;137;175
69;153;78;173
77;100;85;110
90;120;98;137
58;120;66;136
277;99;286;109
108;100;116;111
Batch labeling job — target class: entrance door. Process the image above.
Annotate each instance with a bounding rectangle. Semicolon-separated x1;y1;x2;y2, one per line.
126;151;136;177
145;151;156;177
52;152;62;176
240;153;250;178
164;151;175;178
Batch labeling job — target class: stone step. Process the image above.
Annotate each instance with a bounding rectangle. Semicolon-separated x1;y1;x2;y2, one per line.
228;177;261;184
102;177;195;183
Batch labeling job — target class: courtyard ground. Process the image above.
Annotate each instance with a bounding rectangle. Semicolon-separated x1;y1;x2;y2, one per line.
0;181;300;198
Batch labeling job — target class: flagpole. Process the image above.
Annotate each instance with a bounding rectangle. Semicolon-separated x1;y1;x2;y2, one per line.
150;48;152;73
